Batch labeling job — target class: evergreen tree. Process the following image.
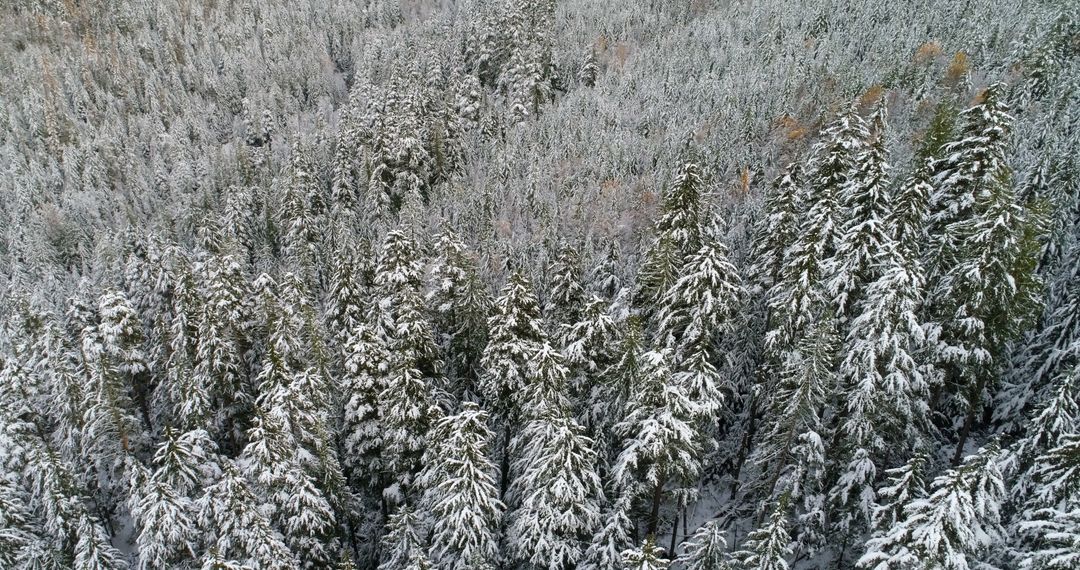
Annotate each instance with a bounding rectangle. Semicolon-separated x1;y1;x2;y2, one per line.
621;537;670;570
194;254;249;439
635;236;680;317
427;230;491;397
859;445;1005;570
733;495;793;570
280;463;338;568
656;237;744;418
767;105;867;352
152;428;221;498
831;103;893;319
197;463;299;570
587;240;624;301
547;242;587;328
564;295;622;418
868;452;928;533
325;238;368;350
128;462;197;569
579;45;598;87
81;290;147;461
837;243;928;451
677;519;731;570
341;323;390;491
889;170;932;260
0;478;31;567
74;514;130;570
281;144;321;277
997;240;1080;429
380;352;435;499
373;233;441;481
420;403;503;570
926;85;1010;268
1016;435;1080;569
751;164;802;295
612;349;702;537
655;162;706;261
480;271;547;419
926;87;1044;461
757;320;837;501
580;496;635;570
830;240;929;537
637;162;706;311
378;505;434;570
506;412;603;569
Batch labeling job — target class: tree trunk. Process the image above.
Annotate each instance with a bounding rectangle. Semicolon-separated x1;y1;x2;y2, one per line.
647;476;666;538
669;507;679;556
729;398;759;501
500;422;512;500
952;376;987;465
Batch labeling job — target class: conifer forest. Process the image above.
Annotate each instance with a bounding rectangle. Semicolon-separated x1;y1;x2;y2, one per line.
2;0;1080;568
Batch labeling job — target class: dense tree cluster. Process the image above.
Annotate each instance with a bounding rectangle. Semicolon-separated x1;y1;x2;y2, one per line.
1;0;1078;569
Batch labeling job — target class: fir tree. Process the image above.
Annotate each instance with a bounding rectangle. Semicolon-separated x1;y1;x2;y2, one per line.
859;445;1005;570
280;463;338;569
926;87;1044;461
733;494;793;570
74;514;130;570
1016;435;1080;570
579;45;598;87
612;349;702;537
480;271;547;419
378;505;434;570
81;290;147;460
751;164;802;295
656;237;744;418
831;103;893;319
580;496;635;570
677;519;730;570
757;320;837;501
564;295;622;419
637;162;707;311
152;428;221;498
547;242;587;328
767;105;868;351
420;403;503;570
128;462;197;569
427;230;491;397
341;323;390;491
621;537;670;570
506;412;603;569
197;463;299;570
868;452;928;533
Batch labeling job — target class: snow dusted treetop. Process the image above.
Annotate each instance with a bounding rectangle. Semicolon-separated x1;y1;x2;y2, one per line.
657;237;743;353
636;161;708;313
546;241;587;327
612;348;702;537
751;163;802;295
859;444;1006;570
831;102;893;319
481;271;547;417
927;82;1013;265
677;519;731;570
621;537;671;570
733;493;793;570
656;161;706;261
377;504;433;570
656;236;744;417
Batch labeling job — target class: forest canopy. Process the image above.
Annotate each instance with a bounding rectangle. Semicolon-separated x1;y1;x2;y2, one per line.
0;0;1078;569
